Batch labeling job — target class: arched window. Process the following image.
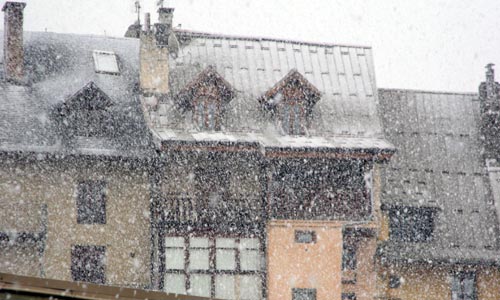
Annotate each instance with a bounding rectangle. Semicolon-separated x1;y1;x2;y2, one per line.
280;99;305;135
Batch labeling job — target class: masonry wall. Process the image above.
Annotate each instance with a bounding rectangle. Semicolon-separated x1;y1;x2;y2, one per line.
267;220;343;300
0;158;151;288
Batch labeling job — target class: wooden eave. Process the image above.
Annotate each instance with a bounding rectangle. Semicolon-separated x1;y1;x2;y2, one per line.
174;66;236;109
0;272;211;300
264;146;395;161
160;139;260;153
259;69;321;107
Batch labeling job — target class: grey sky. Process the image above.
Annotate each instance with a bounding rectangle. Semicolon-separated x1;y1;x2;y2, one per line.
8;0;500;92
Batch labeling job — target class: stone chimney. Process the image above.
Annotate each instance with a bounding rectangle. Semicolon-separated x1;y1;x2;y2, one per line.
139;8;175;100
155;7;174;47
2;1;26;84
479;63;500;159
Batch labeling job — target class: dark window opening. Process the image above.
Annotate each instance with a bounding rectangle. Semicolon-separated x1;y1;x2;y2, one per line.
76;180;106;224
342;293;357;300
292;288;316;300
71;245;106;284
342;243;357;271
452;272;476;300
389;275;401;289
295;230;316;244
389;207;435;242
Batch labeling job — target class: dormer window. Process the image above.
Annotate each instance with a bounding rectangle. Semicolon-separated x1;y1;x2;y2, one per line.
193;94;221;131
260;69;321;136
57;82;113;137
175;66;235;131
281;98;305;135
93;50;120;75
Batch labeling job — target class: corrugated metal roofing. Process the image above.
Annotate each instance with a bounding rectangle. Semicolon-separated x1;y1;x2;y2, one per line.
378;88;500;263
151;30;386;146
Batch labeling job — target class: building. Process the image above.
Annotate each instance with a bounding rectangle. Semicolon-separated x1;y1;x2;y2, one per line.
375;69;500;300
0;1;153;288
2;2;500;300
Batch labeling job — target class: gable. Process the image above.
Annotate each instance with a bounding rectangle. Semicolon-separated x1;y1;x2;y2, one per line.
174;66;236;110
60;81;113;113
259;69;321;109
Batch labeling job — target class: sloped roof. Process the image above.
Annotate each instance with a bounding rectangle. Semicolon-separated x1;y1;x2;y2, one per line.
378;88;500;264
150;30;390;152
0;31;152;158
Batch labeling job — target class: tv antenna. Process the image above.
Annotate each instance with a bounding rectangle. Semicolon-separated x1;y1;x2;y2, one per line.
135;0;141;23
156;0;165;8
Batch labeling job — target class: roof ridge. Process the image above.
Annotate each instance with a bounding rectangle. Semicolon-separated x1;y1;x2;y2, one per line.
24;30;138;42
174;29;372;49
379;87;478;96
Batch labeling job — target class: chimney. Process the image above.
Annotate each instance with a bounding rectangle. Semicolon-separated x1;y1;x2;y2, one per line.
486;63;496;100
155;7;174;47
144;13;151;33
2;1;26;84
479;63;500;159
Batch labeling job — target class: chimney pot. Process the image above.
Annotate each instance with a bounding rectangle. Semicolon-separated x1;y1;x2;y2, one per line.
3;1;26;84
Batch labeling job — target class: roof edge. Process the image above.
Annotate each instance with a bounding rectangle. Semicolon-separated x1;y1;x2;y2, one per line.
174;29;372;49
379;87;478;96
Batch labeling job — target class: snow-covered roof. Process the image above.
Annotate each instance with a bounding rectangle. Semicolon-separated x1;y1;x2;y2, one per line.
0;31;152;158
378;88;500;264
150;30;391;151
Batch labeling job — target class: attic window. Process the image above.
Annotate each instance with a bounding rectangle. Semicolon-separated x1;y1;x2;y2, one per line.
260;69;321;136
174;66;235;131
93;50;120;75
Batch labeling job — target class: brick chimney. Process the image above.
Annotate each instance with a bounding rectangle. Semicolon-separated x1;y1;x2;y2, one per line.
2;1;26;84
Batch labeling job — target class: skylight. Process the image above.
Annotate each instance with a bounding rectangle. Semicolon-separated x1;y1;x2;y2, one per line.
92;50;120;75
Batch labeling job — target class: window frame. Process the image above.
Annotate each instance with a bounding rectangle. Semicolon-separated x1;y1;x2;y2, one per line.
192;95;222;131
292;288;317;300
294;230;316;244
163;235;263;299
92;50;120;75
71;245;106;284
76;180;107;225
279;99;305;135
451;271;477;300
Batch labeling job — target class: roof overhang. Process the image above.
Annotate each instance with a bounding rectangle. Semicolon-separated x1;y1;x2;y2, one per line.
152;129;395;160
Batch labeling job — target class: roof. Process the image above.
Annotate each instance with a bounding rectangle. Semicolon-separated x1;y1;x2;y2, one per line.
0;272;211;300
0;31;152;158
148;30;391;153
377;88;500;264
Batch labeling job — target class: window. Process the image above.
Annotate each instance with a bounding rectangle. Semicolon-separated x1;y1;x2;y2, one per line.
342;293;357;300
164;236;262;300
294;230;316;244
292;288;316;300
71;245;106;284
342;243;357;271
281;101;305;135
389;275;401;289
76;180;106;224
452;272;476;300
193;96;221;131
93;50;119;75
389;207;435;242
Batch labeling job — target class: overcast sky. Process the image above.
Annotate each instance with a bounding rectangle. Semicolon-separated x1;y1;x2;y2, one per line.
6;0;500;92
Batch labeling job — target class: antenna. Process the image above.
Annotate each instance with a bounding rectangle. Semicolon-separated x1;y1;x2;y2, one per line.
135;0;141;24
156;0;165;8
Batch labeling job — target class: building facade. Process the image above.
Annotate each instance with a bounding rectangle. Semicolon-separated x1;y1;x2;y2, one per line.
2;2;500;300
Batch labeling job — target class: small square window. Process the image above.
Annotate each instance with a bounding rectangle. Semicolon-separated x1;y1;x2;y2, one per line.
292;288;316;300
76;180;106;224
389;275;401;288
295;230;316;243
93;50;120;75
71;245;106;284
342;293;356;300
